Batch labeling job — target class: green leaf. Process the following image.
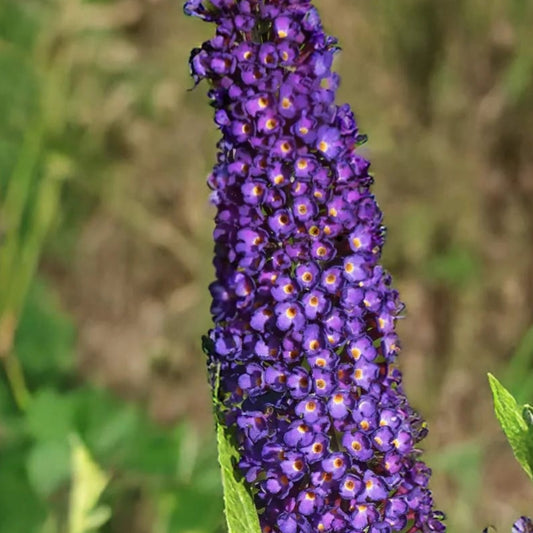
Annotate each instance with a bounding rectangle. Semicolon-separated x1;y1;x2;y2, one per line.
216;421;261;533
16;279;76;376
0;1;40;51
488;373;533;481
425;246;479;287
0;48;39;143
84;399;140;457
26;388;76;442
26;439;71;497
83;507;112;531
68;436;110;533
504;326;533;404
169;486;224;533
503;50;533;104
0;447;47;533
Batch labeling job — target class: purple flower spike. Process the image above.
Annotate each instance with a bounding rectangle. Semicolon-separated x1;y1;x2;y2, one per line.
185;1;445;532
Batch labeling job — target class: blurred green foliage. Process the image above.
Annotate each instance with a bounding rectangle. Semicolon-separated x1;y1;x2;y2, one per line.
1;0;533;532
504;327;533;405
0;1;222;532
1;277;223;533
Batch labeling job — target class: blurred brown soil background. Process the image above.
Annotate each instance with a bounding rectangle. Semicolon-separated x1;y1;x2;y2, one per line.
37;0;533;530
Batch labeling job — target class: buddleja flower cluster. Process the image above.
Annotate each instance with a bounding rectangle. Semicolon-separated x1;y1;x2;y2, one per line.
185;1;446;532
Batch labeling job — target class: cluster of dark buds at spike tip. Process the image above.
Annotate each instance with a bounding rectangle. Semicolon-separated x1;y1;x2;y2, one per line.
185;1;447;532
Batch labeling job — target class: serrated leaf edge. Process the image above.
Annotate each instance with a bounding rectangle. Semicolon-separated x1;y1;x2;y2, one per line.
215;420;262;533
488;373;533;481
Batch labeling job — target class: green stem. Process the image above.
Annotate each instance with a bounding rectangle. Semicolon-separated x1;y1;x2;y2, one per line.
2;352;31;411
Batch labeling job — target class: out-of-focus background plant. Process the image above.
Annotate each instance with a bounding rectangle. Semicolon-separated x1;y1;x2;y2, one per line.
0;0;532;531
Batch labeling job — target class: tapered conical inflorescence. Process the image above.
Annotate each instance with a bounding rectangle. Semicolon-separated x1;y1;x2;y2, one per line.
185;1;446;532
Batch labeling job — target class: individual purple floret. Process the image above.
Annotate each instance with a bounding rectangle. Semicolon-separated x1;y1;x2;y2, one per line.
185;1;446;532
513;517;533;533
